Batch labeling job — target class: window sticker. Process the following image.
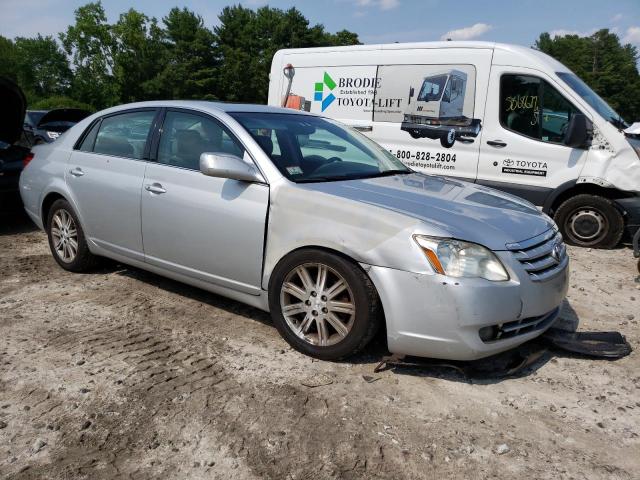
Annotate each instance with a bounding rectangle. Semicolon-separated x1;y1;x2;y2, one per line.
286;166;303;175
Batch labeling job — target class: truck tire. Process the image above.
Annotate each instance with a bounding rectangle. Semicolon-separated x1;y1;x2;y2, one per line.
440;129;456;148
554;194;624;248
268;249;381;360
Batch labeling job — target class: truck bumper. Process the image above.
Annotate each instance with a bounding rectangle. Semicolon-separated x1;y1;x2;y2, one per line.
400;119;481;140
362;251;569;361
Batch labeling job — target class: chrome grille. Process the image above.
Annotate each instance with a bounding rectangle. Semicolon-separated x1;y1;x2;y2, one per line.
506;228;568;282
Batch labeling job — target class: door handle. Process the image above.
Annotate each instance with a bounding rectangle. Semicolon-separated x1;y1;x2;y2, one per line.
352;125;373;132
69;167;84;177
487;140;507;148
145;183;166;194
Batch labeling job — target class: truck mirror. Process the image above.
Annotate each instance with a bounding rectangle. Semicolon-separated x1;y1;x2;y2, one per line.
563;113;591;148
409;87;414;98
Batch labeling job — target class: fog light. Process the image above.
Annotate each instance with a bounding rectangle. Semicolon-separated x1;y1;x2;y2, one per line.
479;325;498;342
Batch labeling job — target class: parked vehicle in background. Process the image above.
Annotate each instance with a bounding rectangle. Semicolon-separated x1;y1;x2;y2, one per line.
24;108;91;144
0;76;32;209
269;41;640;249
20;100;569;361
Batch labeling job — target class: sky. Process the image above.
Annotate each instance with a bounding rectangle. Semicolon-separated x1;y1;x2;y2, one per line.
1;0;639;50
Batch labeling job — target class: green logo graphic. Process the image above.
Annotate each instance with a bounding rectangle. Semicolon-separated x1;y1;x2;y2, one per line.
314;72;336;111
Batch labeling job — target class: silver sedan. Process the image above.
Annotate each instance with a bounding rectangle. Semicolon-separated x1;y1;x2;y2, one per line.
19;101;569;360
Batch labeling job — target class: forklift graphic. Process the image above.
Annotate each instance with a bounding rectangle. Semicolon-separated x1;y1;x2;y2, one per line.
400;69;481;148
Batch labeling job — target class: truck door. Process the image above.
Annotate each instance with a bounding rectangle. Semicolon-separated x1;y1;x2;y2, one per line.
477;66;591;205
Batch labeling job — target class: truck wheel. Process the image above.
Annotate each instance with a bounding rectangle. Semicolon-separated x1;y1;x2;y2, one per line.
409;130;421;139
554;194;624;248
269;249;381;360
440;129;456;148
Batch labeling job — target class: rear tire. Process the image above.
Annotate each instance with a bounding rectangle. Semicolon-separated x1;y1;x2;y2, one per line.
46;199;99;272
269;249;381;360
553;194;624;248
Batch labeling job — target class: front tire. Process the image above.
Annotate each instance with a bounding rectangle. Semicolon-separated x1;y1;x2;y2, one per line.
440;129;456;148
553;194;624;248
46;199;99;272
269;249;381;360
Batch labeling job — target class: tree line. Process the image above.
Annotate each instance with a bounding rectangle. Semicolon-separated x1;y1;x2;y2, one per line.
1;2;639;122
0;2;359;111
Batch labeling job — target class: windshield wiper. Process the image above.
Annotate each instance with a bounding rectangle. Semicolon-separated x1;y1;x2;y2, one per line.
296;175;361;183
372;169;412;177
296;169;412;183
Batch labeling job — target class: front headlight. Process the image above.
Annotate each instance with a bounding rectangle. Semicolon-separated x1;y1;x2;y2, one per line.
46;131;60;140
413;235;509;281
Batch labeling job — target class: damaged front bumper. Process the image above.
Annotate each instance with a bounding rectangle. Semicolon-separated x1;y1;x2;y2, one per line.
362;250;569;361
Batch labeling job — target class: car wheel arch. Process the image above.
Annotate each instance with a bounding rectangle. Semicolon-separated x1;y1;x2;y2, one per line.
265;245;388;347
41;192;67;227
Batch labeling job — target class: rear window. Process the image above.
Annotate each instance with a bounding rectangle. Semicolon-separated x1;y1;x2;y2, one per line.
92;110;156;160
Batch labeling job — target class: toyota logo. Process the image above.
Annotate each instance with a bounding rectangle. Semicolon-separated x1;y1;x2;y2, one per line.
503;159;514;167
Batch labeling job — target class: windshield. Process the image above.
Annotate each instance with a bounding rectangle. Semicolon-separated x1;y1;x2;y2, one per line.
557;72;627;128
417;75;448;102
25;111;47;126
229;112;411;183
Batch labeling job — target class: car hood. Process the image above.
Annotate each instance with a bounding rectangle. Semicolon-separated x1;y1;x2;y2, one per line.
303;173;556;250
37;108;91;129
0;76;26;145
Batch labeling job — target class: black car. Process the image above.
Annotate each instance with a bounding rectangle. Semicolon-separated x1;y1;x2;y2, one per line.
0;76;31;209
23;108;91;144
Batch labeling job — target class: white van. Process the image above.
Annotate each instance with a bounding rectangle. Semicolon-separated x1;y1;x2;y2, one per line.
269;41;640;248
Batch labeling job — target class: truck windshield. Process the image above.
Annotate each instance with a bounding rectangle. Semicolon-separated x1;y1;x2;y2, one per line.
417;75;448;102
557;72;627;129
229;112;411;183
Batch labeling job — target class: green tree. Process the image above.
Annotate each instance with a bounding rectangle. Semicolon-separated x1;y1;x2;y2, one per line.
14;35;72;101
0;36;19;81
60;1;117;109
535;29;640;122
112;9;168;102
214;5;360;103
152;7;218;100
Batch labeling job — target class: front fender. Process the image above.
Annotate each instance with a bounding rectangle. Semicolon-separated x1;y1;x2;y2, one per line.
261;181;438;290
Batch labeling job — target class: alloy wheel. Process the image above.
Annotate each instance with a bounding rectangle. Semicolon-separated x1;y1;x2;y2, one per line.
51;209;78;263
280;263;356;347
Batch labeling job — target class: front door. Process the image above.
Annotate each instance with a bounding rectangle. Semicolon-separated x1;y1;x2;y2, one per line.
140;109;269;294
477;67;591;204
66;109;157;261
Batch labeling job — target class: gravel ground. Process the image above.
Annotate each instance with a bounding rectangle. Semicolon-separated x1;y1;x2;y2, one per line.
1;210;639;480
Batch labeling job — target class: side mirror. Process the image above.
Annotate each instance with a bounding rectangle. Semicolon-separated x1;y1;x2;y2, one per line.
408;87;414;105
199;152;264;183
563;113;591;148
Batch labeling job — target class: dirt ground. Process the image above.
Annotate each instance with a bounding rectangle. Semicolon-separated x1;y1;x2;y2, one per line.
0;209;639;480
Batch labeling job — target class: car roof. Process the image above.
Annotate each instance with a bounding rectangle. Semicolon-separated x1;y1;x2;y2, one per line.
97;100;313;117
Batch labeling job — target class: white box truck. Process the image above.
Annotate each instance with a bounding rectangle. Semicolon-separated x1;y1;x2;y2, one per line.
269;41;640;248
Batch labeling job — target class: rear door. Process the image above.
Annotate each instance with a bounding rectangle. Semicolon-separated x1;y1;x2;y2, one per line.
140;109;269;294
66;109;158;261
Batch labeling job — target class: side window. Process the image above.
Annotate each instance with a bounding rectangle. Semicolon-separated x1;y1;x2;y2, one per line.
157;111;245;170
94;110;156;159
77;120;100;152
500;75;541;139
500;75;580;144
541;84;579;143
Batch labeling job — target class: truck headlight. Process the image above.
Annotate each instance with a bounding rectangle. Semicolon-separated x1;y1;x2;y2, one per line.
413;235;509;281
